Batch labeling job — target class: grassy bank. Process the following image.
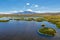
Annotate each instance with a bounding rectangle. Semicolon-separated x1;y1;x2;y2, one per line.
44;16;60;28
39;27;56;36
0;20;9;22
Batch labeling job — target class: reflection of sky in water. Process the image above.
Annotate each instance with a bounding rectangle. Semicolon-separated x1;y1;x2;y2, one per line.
0;20;60;40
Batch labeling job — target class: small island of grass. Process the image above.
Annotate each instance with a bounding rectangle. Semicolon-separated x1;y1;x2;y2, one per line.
0;20;9;22
38;27;56;36
35;18;43;22
25;18;34;21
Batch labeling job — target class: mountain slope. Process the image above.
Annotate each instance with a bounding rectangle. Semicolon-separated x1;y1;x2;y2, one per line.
13;11;36;14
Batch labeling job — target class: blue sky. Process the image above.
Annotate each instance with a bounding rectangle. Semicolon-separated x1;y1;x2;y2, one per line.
0;0;60;13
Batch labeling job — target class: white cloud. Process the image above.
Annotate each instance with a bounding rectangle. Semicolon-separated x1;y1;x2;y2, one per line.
4;10;23;13
26;9;33;11
26;3;30;5
0;12;11;14
35;5;39;7
0;10;23;14
8;11;18;13
45;11;60;13
19;10;24;12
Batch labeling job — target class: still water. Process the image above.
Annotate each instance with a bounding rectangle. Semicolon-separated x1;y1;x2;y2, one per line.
0;20;60;40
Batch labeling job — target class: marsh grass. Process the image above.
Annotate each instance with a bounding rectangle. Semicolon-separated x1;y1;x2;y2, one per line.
39;27;56;36
44;16;60;28
25;18;34;21
10;17;45;22
35;18;43;22
0;20;9;22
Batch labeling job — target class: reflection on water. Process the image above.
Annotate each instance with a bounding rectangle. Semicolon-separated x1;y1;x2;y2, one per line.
0;20;60;40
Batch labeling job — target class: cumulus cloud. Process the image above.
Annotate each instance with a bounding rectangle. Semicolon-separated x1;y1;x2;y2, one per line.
8;11;18;13
0;6;60;14
34;5;39;7
44;11;60;13
7;10;24;13
0;10;20;14
26;9;33;11
0;12;11;14
26;3;30;5
19;10;24;12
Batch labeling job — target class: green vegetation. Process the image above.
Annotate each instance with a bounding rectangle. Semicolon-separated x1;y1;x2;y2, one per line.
44;16;60;28
56;25;60;28
9;17;24;21
20;17;24;20
14;19;20;21
8;17;45;22
0;20;9;22
39;27;56;36
35;18;43;22
9;18;20;21
55;22;60;28
25;18;34;21
41;24;45;28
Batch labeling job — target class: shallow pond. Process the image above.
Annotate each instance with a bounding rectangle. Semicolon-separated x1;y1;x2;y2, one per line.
0;20;60;40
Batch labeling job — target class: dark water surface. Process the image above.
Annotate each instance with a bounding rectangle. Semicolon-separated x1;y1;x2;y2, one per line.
0;20;60;40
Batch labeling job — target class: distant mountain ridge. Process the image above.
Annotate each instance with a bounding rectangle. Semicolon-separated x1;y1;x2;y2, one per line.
7;11;60;14
13;11;36;14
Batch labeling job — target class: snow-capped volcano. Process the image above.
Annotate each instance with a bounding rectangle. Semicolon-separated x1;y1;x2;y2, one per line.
13;11;36;14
